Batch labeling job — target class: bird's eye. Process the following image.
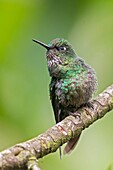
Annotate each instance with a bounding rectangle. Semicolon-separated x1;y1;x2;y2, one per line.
56;46;67;52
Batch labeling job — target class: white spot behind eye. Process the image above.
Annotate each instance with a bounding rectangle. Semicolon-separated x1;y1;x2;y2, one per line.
59;46;66;52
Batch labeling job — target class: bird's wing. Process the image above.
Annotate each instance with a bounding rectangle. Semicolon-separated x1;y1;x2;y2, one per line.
49;77;60;123
50;78;62;158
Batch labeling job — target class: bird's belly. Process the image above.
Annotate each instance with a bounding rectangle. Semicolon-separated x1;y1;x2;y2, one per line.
55;78;93;109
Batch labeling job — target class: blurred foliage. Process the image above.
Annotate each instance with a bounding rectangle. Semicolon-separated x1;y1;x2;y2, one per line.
0;0;113;170
107;164;113;170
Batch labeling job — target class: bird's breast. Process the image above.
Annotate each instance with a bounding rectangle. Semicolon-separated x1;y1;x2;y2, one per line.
54;69;97;109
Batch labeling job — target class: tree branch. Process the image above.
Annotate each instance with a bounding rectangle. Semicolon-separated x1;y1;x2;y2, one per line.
0;85;113;170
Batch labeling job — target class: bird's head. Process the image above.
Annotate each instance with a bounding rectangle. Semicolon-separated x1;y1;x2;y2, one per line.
33;38;77;76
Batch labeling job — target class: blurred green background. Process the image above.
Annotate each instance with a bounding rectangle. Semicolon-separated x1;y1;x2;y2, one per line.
0;0;113;170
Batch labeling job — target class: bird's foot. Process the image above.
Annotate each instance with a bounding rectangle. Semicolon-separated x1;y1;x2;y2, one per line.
82;101;94;110
68;111;81;118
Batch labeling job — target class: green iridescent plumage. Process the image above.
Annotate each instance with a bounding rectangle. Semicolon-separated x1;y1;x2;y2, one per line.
33;38;97;156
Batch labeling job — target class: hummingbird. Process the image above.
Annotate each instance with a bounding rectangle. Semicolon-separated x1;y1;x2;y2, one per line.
33;38;97;157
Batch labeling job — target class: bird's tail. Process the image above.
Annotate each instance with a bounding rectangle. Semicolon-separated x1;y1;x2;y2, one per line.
63;133;81;154
59;146;62;159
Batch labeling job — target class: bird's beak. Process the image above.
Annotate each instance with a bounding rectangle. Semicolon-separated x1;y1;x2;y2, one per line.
32;39;50;50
